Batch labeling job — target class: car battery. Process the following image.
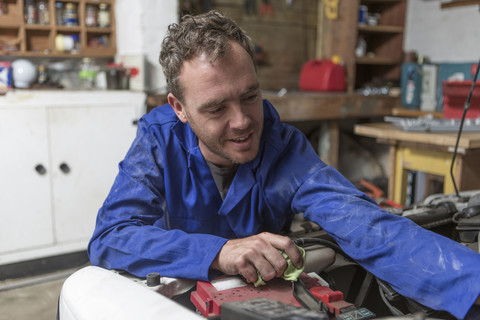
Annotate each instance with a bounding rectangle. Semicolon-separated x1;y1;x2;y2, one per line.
190;272;372;319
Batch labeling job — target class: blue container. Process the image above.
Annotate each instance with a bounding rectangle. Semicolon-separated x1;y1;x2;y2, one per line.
0;62;13;90
358;5;367;24
401;63;422;109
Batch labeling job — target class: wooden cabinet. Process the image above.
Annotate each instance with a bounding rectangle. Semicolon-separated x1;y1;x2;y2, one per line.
0;91;145;265
0;0;116;57
320;0;406;93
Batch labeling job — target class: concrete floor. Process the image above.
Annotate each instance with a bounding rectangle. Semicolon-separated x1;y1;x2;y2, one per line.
0;269;77;320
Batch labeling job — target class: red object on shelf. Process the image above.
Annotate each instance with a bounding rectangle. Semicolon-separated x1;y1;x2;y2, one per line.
299;59;346;92
442;80;480;119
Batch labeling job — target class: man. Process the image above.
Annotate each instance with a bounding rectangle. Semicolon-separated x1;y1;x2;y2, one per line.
88;11;480;319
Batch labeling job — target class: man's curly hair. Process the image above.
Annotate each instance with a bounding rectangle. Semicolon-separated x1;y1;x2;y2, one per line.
159;11;257;102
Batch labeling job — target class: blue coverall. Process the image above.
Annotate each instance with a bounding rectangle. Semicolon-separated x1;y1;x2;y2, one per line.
88;100;480;319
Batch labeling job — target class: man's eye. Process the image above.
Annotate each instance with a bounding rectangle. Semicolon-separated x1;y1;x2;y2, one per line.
244;94;258;102
209;107;225;114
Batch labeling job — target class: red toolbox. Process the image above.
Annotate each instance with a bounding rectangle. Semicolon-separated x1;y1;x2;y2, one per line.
442;80;480;119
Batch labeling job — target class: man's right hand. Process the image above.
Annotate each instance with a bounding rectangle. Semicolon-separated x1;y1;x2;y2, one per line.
210;232;303;284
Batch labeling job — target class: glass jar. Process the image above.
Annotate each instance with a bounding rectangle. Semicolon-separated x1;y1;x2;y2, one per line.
0;0;8;16
24;0;36;24
97;3;110;28
37;1;50;25
85;4;97;27
63;2;78;26
55;2;64;25
37;64;48;85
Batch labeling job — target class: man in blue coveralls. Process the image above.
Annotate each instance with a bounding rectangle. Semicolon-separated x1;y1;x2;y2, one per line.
88;11;480;319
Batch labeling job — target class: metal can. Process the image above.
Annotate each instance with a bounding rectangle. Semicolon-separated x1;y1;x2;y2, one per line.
358;5;367;25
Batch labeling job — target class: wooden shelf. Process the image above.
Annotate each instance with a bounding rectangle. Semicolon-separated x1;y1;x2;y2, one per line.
356;56;402;65
356;0;406;89
0;0;116;58
24;24;53;31
319;0;406;93
441;0;480;8
358;25;404;33
362;0;405;3
56;26;83;32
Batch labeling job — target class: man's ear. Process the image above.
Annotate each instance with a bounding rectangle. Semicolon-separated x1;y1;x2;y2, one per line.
168;93;188;123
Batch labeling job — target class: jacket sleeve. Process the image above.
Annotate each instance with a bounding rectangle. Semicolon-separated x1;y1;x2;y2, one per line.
87;118;227;281
291;163;480;319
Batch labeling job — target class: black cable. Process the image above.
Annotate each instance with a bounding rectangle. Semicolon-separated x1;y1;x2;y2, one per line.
376;279;405;316
293;237;351;261
450;58;480;199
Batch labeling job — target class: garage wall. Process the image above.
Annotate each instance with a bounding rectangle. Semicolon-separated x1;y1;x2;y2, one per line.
404;0;480;62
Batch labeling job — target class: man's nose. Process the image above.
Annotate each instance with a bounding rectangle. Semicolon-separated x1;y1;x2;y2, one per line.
230;105;250;129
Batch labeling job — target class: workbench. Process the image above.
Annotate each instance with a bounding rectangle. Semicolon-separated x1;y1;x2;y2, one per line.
354;122;480;205
260;92;402;167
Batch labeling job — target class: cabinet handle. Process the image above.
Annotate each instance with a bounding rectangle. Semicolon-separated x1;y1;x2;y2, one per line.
35;164;47;175
59;163;71;174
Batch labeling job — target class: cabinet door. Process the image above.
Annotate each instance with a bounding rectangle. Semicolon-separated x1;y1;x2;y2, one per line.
47;105;138;244
0;108;54;254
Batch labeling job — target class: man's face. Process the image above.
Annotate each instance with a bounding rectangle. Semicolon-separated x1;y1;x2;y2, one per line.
169;41;264;167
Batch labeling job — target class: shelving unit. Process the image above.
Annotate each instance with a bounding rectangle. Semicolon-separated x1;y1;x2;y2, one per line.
0;0;116;57
320;0;406;93
355;0;406;91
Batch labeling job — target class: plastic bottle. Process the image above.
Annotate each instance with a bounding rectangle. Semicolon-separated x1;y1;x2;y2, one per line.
78;57;97;89
71;34;80;53
97;3;110;28
355;35;367;57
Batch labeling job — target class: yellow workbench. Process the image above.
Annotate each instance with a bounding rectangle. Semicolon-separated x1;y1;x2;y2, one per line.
354;122;480;205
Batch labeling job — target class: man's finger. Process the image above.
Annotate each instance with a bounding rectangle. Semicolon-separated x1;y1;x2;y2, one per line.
260;233;303;269
261;248;288;277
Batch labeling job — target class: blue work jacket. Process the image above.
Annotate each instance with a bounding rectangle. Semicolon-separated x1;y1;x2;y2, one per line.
89;100;480;319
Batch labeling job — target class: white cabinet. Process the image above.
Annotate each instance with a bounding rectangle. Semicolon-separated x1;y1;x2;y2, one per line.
0;108;54;254
0;91;146;265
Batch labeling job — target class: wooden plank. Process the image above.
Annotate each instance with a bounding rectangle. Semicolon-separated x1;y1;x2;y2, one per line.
441;0;480;8
357;25;403;33
388;144;396;200
321;0;358;92
264;92;401;121
354;122;480;149
459;149;480;190
212;0;317;91
328;120;339;167
391;108;443;118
